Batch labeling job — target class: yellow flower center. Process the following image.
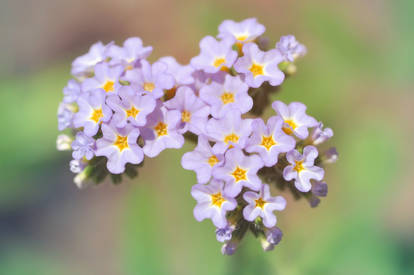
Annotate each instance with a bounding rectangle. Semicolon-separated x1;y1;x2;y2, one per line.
102;80;115;92
90;108;103;123
293;160;305;173
282;119;297;135
261;135;276;151
114;135;128;151
207;155;219;167
231;166;247;182
255;197;266;209
213;57;226;68
181;110;191;122
221;92;235;105
224;133;239;144
211;192;226;207
154;122;168;137
236;35;248;41
126;106;140;118
249;63;264;77
143;82;155;92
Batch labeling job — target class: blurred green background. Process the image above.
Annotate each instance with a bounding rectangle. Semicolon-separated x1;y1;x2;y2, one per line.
1;0;413;274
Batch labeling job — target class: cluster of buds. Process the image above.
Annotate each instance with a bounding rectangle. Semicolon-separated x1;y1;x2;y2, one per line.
57;18;338;254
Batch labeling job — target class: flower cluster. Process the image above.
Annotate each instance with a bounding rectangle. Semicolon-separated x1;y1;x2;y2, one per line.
57;18;338;254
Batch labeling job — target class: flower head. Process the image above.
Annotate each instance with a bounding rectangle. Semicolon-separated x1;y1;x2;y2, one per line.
191;36;237;74
164;86;210;134
191;180;237;228
107;37;152;69
95;123;144;174
214;148;264;197
72;132;95;160
200;74;252;118
71;41;111;77
243;184;286;228
205;111;252;153
181;135;224;184
276;35;307;62
81;62;123;94
123;60;174;99
107;86;156;128
234;43;284;88
272;100;318;139
218;18;265;48
246;116;296;167
73;89;112;136
141;106;184;157
283;146;325;192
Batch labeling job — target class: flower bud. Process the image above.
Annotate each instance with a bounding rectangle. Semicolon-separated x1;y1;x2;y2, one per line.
323;147;339;164
216;224;235;243
310;123;333;145
311;181;328;197
221;240;238;255
265;226;283;246
56;134;72;151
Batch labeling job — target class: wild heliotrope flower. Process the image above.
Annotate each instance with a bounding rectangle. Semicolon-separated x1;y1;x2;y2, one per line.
276;35;307;62
81;62;123;94
206;111;252;153
164;86;210;134
107;86;156;128
95;123;144;174
214;148;264;197
234;43;284;88
283;145;325;192
181;135;224;184
71;41;111;77
191;180;237;228
63;79;81;103
272;100;318;139
141;107;184;157
73;89;112;136
246;116;296;167
243;184;286;228
123;60;174;99
200;74;252;118
107;37;152;69
72;132;95;160
191;36;238;73
218;18;265;50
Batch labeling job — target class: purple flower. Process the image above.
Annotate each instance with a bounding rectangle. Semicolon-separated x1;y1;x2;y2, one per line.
73;89;112;136
283;146;325;192
107;37;152;69
158;56;194;86
218;18;265;47
71;132;96;160
272;100;318;139
276;35;307;62
205;111;252;153
63;79;81;103
81;62;123;94
141;106;184;157
71;41;111;77
164;86;210;134
106;86;156;128
310;122;333;145
216;224;235;243
190;36;237;74
95;123;144;174
70;158;87;174
123;60;174;99
57;102;75;131
200;74;252;118
191;180;237;228
234;43;284;88
243;184;286;228
246;116;296;167
181;135;224;184
265;226;283;245
214;148;264;197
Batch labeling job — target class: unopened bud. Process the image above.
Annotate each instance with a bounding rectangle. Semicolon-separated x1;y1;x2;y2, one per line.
56;134;73;151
